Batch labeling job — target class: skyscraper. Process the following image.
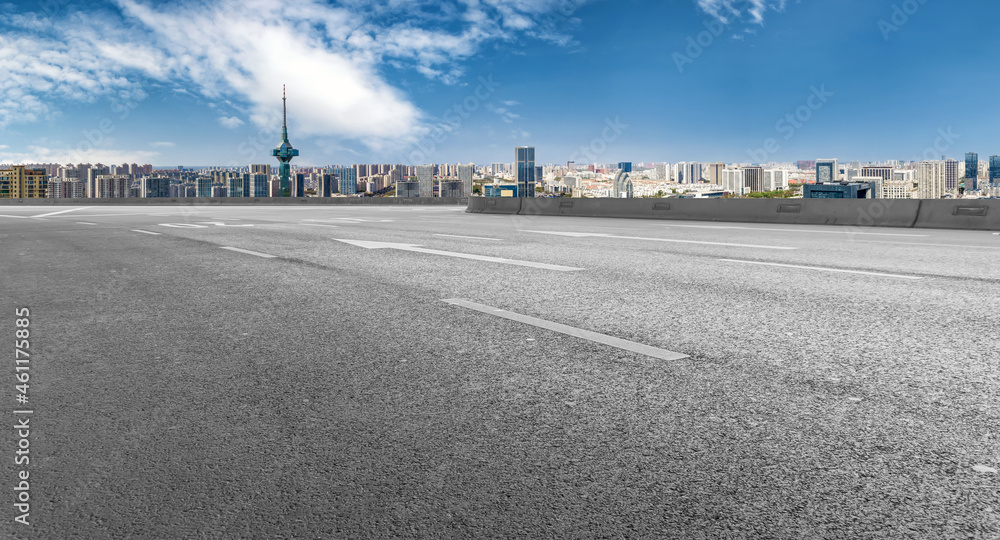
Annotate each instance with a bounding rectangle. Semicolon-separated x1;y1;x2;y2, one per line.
681;162;703;184
317;173;333;197
196;176;212;198
249;174;269;197
226;175;248;198
516;146;535;198
141;176;170;198
271;85;299;197
617;162;633;173
990;155;1000;185
707;162;724;185
816;159;838;184
330;167;357;196
416;165;434;197
611;170;633;198
965;152;978;191
457;164;474;197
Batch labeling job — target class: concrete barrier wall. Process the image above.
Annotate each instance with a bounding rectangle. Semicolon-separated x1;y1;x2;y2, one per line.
466;197;1000;231
0;197;468;206
913;200;1000;230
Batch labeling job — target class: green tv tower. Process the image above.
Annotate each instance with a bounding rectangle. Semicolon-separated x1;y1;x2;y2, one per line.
271;85;298;197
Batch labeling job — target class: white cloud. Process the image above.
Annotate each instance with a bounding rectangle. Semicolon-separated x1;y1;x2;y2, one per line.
218;116;245;129
696;0;787;25
502;100;521;107
0;145;160;166
511;129;531;140
487;103;520;123
150;141;175;148
0;0;594;156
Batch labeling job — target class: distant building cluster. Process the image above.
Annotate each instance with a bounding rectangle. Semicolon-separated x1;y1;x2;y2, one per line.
3;150;999;201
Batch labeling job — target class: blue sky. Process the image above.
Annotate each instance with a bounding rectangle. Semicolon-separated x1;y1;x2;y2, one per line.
1;0;998;168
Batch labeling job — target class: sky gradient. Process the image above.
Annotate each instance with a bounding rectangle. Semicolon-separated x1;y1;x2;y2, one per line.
1;0;998;167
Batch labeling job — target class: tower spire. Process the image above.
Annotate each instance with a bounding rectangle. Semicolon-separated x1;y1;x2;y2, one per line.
282;84;288;142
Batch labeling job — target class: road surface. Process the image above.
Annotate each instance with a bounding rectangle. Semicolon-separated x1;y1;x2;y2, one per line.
2;204;998;539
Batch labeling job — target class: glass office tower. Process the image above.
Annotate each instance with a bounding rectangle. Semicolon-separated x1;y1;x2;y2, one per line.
965;152;978;191
516;146;535;198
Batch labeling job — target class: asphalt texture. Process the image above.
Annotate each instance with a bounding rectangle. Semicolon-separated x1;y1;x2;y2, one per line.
1;204;998;539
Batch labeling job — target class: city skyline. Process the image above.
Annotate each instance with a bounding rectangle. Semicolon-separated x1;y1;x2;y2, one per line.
2;1;1000;167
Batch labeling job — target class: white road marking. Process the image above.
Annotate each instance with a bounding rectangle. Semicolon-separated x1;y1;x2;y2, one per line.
195;221;254;227
325;218;395;222
335;239;582;271
131;229;161;235
524;230;795;250
856;240;1000;250
433;234;502;241
719;259;924;280
159;223;208;228
0;214;29;219
662;224;928;237
302;223;340;228
31;207;91;218
77;222;97;225
442;299;689;361
49;213;171;218
220;247;276;258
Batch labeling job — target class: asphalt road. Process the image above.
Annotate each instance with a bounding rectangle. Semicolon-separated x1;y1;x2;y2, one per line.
1;204;998;539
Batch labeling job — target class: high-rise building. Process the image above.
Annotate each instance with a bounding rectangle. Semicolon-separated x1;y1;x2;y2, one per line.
292;172;305;197
0;166;48;198
457;164;474;198
250;164;271;177
611;170;633;198
617;162;633;173
516;146;536;197
94;175;130;198
861;166;893;183
196;176;213;198
707;162;724;185
141;176;170;198
396;181;420;197
742;166;763;193
416;165;434;197
965;152;979;191
990;155;1000;185
439;181;464;198
271;85;299;196
225;175;248;197
917;161;946;199
317;173;334;197
942;160;959;191
678;162;702;184
655;163;667;181
330;167;357;196
763;169;788;192
816;159;838;184
249;174;269;197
